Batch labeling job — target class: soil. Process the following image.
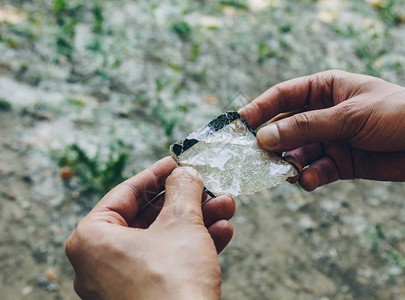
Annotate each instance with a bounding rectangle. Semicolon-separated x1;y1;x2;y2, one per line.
0;0;404;299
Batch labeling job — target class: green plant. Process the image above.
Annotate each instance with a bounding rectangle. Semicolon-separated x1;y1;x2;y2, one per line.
190;42;200;62
220;0;248;9
387;250;405;268
58;143;129;198
0;98;12;111
151;97;189;142
53;0;83;61
258;40;277;64
373;0;403;27
92;3;104;33
375;223;386;240
172;21;192;40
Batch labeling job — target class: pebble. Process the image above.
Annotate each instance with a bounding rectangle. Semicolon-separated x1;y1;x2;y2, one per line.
59;167;74;181
32;245;48;263
20;201;30;209
21;285;33;296
37;272;59;292
12;209;23;220
33;111;53;121
298;215;317;233
45;268;58;282
5;189;18;200
205;94;219;104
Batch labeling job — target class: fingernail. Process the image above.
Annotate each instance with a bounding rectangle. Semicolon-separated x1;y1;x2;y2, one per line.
257;124;280;148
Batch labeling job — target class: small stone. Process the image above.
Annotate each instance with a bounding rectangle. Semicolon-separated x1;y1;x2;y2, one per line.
205;94;219;104
21;174;33;183
5;189;18;200
304;286;315;294
33;111;53;121
298;215;317;233
59;167;74;181
12;209;23;220
118;109;129;118
32;245;47;263
45;268;58;282
37;272;59;292
21;285;33;296
284;279;299;291
20;201;30;209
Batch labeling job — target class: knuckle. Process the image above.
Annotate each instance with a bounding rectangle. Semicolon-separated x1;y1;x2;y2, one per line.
65;221;91;259
65;234;77;258
291;112;312;133
73;278;82;296
318;69;347;79
327;69;347;76
338;101;362;132
273;85;286;112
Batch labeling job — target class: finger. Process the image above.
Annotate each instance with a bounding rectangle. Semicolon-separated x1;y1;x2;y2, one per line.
208;220;234;253
299;157;340;191
202;191;208;204
202;196;235;227
131;192;209;229
238;70;342;129
91;156;177;226
161;167;205;221
256;105;348;152
284;144;323;184
284;143;324;171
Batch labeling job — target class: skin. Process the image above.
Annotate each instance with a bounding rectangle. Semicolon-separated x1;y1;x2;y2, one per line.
66;157;235;300
239;70;405;191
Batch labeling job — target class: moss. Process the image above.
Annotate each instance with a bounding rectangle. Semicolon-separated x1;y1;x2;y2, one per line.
0;99;12;111
171;21;192;41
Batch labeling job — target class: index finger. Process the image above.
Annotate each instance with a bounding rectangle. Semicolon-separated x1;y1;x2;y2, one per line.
238;70;339;129
90;156;178;226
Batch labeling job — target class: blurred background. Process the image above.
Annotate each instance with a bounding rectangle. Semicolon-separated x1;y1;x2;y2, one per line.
0;0;405;299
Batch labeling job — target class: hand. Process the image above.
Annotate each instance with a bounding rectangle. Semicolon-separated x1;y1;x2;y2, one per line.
239;70;405;191
65;157;235;300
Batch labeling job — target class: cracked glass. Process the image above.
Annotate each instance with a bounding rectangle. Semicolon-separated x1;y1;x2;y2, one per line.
170;112;298;197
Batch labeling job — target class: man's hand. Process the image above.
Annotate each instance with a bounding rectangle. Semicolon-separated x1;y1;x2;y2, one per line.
65;157;235;300
239;70;405;191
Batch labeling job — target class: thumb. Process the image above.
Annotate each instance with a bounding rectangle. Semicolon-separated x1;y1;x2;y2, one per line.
257;106;348;152
161;167;205;222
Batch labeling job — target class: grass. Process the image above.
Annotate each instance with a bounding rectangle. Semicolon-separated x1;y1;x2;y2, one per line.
152;97;188;143
58;143;129;199
364;223;405;270
0;98;12;111
171;21;192;41
53;0;85;61
219;0;249;10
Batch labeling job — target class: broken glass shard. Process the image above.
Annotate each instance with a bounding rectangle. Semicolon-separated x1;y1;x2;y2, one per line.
170;112;298;197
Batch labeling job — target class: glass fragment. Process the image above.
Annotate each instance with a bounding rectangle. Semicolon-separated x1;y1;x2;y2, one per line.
170;112;298;197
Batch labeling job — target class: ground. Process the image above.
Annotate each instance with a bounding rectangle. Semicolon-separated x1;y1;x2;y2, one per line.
0;0;404;299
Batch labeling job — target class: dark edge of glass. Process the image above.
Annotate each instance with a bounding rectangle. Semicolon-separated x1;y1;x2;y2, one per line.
171;112;240;157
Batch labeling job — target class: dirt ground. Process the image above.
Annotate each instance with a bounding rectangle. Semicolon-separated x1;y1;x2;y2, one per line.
0;0;405;299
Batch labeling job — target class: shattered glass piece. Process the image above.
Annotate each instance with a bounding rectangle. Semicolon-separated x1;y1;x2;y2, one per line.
170;112;298;197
